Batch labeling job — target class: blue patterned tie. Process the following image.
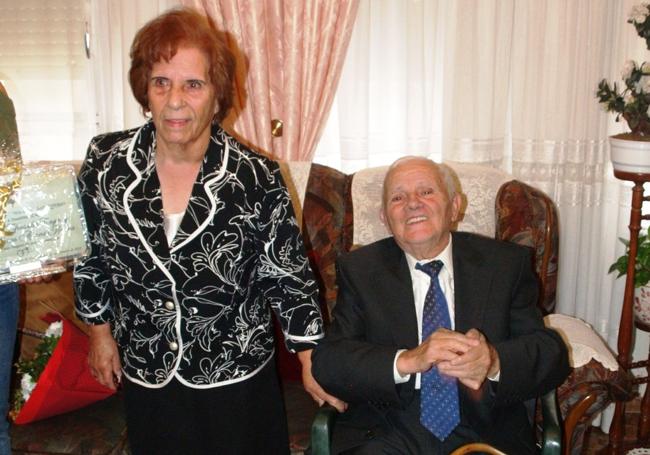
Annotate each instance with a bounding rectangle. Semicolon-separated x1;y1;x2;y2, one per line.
415;260;460;441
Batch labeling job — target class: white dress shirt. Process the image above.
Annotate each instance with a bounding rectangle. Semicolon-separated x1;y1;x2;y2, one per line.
163;211;185;246
393;238;454;388
392;237;500;387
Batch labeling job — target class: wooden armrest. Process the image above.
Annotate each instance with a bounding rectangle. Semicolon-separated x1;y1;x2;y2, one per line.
557;361;635;454
450;390;561;454
450;443;507;454
310;404;337;455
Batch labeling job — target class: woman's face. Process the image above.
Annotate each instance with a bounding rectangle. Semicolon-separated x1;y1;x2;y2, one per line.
147;46;217;155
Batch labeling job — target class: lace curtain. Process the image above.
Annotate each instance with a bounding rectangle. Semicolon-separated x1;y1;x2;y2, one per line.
314;0;650;393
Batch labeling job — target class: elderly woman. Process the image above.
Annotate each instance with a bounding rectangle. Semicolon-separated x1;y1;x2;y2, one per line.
74;8;341;454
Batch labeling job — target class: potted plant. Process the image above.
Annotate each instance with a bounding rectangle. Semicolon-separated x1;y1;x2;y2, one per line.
609;227;650;325
597;2;650;173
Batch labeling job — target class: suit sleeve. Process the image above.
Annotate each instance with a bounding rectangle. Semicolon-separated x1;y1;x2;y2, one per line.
73;137;116;326
490;247;570;406
312;258;409;405
255;161;324;352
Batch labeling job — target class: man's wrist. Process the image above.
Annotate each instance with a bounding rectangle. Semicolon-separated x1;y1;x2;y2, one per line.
394;349;411;383
487;345;501;379
487;369;501;382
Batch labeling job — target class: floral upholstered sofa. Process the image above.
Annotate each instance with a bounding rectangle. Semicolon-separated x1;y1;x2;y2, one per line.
10;161;631;454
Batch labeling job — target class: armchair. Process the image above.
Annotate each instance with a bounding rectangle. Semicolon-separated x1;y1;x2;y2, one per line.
546;314;634;455
301;162;559;319
300;161;631;454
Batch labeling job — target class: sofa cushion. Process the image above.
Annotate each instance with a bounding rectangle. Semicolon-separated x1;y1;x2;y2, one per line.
279;161;312;226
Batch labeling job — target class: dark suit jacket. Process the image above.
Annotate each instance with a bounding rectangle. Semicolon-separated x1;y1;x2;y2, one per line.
312;232;570;454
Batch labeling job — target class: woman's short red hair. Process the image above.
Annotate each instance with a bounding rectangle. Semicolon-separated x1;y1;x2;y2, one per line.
129;7;235;123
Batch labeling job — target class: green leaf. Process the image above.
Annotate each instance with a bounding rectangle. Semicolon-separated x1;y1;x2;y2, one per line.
609;227;650;287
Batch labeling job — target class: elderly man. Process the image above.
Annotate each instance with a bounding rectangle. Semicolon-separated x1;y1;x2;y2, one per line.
312;156;570;454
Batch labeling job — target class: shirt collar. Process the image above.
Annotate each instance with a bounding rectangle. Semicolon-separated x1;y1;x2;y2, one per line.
405;237;454;277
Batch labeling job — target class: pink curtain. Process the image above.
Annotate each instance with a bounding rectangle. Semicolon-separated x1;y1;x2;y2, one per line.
183;0;359;161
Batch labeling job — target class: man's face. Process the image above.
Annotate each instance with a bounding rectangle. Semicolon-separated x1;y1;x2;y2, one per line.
380;159;461;260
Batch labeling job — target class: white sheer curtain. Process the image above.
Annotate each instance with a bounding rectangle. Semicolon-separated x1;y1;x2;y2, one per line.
315;0;650;381
314;0;442;172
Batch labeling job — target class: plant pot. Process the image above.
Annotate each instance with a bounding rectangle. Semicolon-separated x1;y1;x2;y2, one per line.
609;134;650;173
634;285;650;326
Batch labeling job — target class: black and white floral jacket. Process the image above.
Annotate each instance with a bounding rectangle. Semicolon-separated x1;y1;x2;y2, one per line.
74;121;324;388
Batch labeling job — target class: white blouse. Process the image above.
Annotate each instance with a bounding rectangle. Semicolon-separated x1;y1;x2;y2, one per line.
163;211;185;246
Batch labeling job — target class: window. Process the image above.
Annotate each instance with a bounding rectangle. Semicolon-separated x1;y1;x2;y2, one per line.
0;0;94;161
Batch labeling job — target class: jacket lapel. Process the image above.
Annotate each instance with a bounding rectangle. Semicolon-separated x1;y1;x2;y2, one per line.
452;233;491;333
171;125;230;252
372;235;493;350
122;123;170;264
379;239;420;349
121;123;231;276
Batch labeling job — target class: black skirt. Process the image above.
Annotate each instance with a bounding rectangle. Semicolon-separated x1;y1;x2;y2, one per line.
123;358;290;455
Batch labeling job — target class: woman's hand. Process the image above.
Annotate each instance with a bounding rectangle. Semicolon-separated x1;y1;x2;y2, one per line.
297;349;348;412
88;323;122;390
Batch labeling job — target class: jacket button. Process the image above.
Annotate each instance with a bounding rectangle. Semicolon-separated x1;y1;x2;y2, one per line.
169;341;178;351
164;301;175;310
365;430;374;440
